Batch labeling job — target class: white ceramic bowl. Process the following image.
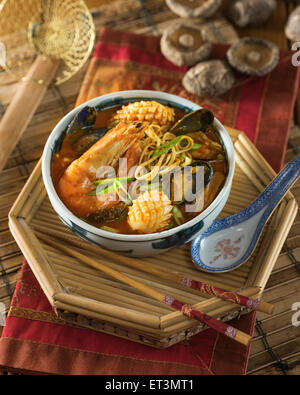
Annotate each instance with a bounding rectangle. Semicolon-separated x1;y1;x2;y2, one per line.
42;90;235;257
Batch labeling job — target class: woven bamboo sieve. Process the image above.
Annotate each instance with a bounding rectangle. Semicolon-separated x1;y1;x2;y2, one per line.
8;128;298;348
0;0;95;172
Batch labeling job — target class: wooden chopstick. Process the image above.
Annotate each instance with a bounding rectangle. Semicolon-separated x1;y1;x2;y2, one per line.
38;233;252;347
89;245;274;315
36;227;274;315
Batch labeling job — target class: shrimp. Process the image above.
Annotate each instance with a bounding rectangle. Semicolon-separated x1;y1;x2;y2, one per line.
57;121;145;218
118;141;142;177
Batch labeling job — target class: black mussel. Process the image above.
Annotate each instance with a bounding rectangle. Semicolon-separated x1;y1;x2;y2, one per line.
169;109;214;136
71;127;109;156
168;160;213;204
191;161;213;189
66;106;97;136
85;203;128;224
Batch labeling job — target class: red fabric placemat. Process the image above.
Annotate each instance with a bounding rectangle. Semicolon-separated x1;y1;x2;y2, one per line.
0;27;299;375
0;261;255;375
77;28;300;172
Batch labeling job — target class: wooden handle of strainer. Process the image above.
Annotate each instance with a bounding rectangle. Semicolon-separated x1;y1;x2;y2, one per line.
0;55;59;172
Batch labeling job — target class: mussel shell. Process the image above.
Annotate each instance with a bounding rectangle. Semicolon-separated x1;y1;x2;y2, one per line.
66;106;97;136
191;161;213;189
168;160;213;204
71;127;109;156
169;109;214;135
86;203;128;224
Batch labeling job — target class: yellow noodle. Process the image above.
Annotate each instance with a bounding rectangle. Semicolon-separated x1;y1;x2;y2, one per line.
135;124;194;181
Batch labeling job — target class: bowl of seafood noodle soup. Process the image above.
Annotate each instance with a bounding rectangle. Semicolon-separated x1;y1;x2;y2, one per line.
42;90;235;257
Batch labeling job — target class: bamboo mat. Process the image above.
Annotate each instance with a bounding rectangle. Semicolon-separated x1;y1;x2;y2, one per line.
0;0;300;374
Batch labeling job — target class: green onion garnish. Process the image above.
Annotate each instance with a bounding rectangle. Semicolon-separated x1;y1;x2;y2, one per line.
152;136;182;159
93;176;135;185
172;206;184;226
167;219;176;230
88;177;135;197
88;179;132;203
115;179;132;204
191;143;202;150
118;209;129;221
87;183;116;196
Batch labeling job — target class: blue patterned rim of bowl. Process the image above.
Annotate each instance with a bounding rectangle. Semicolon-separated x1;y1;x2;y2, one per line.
42;90;235;244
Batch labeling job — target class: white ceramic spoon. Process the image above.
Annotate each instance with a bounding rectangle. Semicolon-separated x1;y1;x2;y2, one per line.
191;156;300;273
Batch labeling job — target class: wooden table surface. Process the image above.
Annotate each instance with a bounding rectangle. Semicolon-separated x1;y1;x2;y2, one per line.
0;0;300;375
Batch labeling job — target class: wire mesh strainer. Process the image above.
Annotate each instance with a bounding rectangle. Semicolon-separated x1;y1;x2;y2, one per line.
0;0;95;171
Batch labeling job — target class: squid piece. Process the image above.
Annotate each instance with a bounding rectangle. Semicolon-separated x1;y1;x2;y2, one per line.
57;122;145;218
127;190;173;233
111;101;175;127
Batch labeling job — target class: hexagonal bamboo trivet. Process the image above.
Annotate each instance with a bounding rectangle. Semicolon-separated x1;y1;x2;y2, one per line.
8;128;298;348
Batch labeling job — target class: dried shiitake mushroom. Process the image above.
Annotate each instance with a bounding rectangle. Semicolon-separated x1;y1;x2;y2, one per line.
182;59;236;97
227;37;279;77
226;0;277;27
160;22;211;66
285;5;300;42
165;0;222;19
